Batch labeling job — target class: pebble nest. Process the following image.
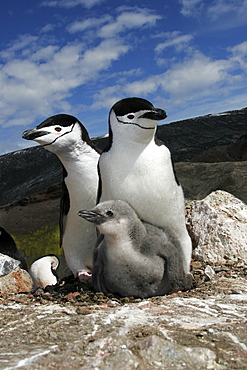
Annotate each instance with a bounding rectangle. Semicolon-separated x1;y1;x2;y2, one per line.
1;259;246;306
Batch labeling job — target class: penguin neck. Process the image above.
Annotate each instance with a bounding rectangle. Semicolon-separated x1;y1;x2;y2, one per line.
56;142;99;172
100;220;146;250
111;133;156;158
110;123;156;148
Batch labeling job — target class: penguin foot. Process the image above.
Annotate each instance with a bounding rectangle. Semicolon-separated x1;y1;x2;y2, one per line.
77;270;92;284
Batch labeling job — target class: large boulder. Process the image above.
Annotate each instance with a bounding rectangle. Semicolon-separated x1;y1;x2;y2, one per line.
186;190;247;265
0;253;33;294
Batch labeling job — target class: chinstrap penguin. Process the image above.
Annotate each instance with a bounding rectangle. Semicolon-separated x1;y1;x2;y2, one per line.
98;97;192;273
29;255;59;289
78;200;192;298
22;114;100;280
0;227;28;271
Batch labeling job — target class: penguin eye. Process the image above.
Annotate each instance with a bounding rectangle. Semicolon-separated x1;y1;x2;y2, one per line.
127;114;135;120
55;127;62;132
106;210;113;217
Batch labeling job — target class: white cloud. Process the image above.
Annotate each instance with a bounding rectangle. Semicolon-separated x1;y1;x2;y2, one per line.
40;24;56;33
0;5;162;131
0;29;132;128
98;9;161;38
90;44;247;119
40;0;103;9
67;16;111;34
228;40;247;70
0;35;38;60
155;31;194;53
159;53;231;99
207;0;247;20
179;0;203;16
82;39;129;74
180;0;247;27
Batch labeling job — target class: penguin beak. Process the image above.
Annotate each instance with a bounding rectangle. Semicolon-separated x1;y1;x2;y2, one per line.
140;108;167;121
78;210;105;225
22;128;50;140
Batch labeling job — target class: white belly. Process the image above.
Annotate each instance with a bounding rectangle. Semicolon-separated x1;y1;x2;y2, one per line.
62;158;99;275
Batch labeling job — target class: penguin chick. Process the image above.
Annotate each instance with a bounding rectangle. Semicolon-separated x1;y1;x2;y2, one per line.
0;227;28;271
98;97;192;273
22;114;100;279
78;200;192;298
29;255;59;289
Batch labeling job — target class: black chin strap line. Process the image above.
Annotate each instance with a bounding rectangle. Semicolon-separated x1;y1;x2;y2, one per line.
116;117;155;130
43;123;76;147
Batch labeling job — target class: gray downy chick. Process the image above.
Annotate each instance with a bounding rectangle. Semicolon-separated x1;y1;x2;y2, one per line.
78;200;192;298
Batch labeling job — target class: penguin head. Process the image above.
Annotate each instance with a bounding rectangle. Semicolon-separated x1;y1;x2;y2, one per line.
109;97;167;143
78;200;140;236
22;114;92;154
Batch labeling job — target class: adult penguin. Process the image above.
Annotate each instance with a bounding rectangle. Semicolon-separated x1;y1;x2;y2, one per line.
22;114;100;280
97;97;192;273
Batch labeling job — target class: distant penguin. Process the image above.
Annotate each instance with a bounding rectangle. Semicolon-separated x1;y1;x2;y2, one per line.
97;97;192;273
78;200;192;298
22;114;100;280
29;255;59;288
0;227;28;271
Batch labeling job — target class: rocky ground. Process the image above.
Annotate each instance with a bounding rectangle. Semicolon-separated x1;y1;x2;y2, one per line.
0;261;247;370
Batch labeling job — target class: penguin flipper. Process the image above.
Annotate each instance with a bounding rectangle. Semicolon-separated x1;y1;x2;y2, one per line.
59;171;70;247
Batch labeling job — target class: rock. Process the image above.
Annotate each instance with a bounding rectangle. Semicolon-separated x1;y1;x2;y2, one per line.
0;253;20;276
2;282;247;369
204;265;216;281
0;257;33;294
186;190;247;266
135;335;218;369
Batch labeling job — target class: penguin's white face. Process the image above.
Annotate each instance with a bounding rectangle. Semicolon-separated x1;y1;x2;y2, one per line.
109;98;167;143
23;123;77;146
109;110;155;144
115;110;159;130
22;115;89;154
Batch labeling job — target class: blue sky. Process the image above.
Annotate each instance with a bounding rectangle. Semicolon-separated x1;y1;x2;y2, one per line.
0;0;247;155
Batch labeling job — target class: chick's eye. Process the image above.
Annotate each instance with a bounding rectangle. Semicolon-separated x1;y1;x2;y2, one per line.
55;127;62;132
127;114;135;119
106;210;113;217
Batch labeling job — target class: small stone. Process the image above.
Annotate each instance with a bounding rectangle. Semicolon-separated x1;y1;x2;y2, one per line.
76;307;91;315
204;265;215;280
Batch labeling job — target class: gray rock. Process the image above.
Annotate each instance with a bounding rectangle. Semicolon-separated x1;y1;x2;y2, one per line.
187;190;247;265
136;335;219;370
0;252;20;276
